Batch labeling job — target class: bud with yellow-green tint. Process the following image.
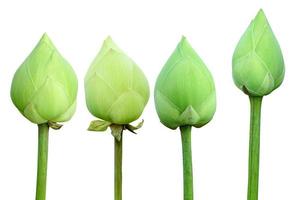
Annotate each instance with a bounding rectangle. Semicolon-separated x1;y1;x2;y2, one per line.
232;9;285;96
85;37;150;125
10;33;78;200
85;37;149;200
10;33;78;125
154;36;216;130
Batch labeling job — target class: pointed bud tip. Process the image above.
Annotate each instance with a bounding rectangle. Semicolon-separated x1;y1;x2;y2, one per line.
258;8;265;15
179;35;189;45
255;8;267;20
102;36;122;52
177;35;193;53
180;35;187;41
41;32;50;41
104;35;113;43
39;32;55;47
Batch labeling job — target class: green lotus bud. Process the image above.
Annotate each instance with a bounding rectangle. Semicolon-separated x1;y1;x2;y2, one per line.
85;37;149;200
154;36;216;130
85;37;150;125
10;33;78;125
232;9;285;96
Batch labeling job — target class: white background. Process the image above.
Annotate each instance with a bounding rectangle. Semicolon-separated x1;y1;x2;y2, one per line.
0;0;298;199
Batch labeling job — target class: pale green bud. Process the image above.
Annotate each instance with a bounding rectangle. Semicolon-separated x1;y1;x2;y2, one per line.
232;9;285;96
84;37;150;125
10;33;78;124
154;37;216;130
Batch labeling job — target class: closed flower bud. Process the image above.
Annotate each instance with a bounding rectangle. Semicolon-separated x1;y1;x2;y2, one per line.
85;37;150;125
232;9;285;96
154;37;216;129
11;33;78;124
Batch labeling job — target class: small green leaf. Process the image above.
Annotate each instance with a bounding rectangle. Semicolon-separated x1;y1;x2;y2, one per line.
48;121;63;130
110;124;123;141
88;120;111;131
125;120;144;133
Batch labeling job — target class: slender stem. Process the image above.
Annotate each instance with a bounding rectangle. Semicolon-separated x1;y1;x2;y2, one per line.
36;123;49;200
180;126;193;200
114;134;123;200
247;96;263;200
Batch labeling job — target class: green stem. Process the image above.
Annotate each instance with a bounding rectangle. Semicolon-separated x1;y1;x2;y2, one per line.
36;123;49;200
247;96;263;200
114;134;123;200
180;126;193;200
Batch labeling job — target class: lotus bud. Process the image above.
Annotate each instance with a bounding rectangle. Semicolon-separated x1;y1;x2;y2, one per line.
10;33;78;126
155;37;216;199
232;10;285;200
85;36;150;128
154;36;216;130
232;9;285;96
85;37;150;199
11;33;78;200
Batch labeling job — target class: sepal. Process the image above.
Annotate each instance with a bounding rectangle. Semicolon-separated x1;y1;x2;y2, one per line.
125;120;144;134
48;121;63;130
110;124;123;141
87;119;145;140
88;120;111;131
